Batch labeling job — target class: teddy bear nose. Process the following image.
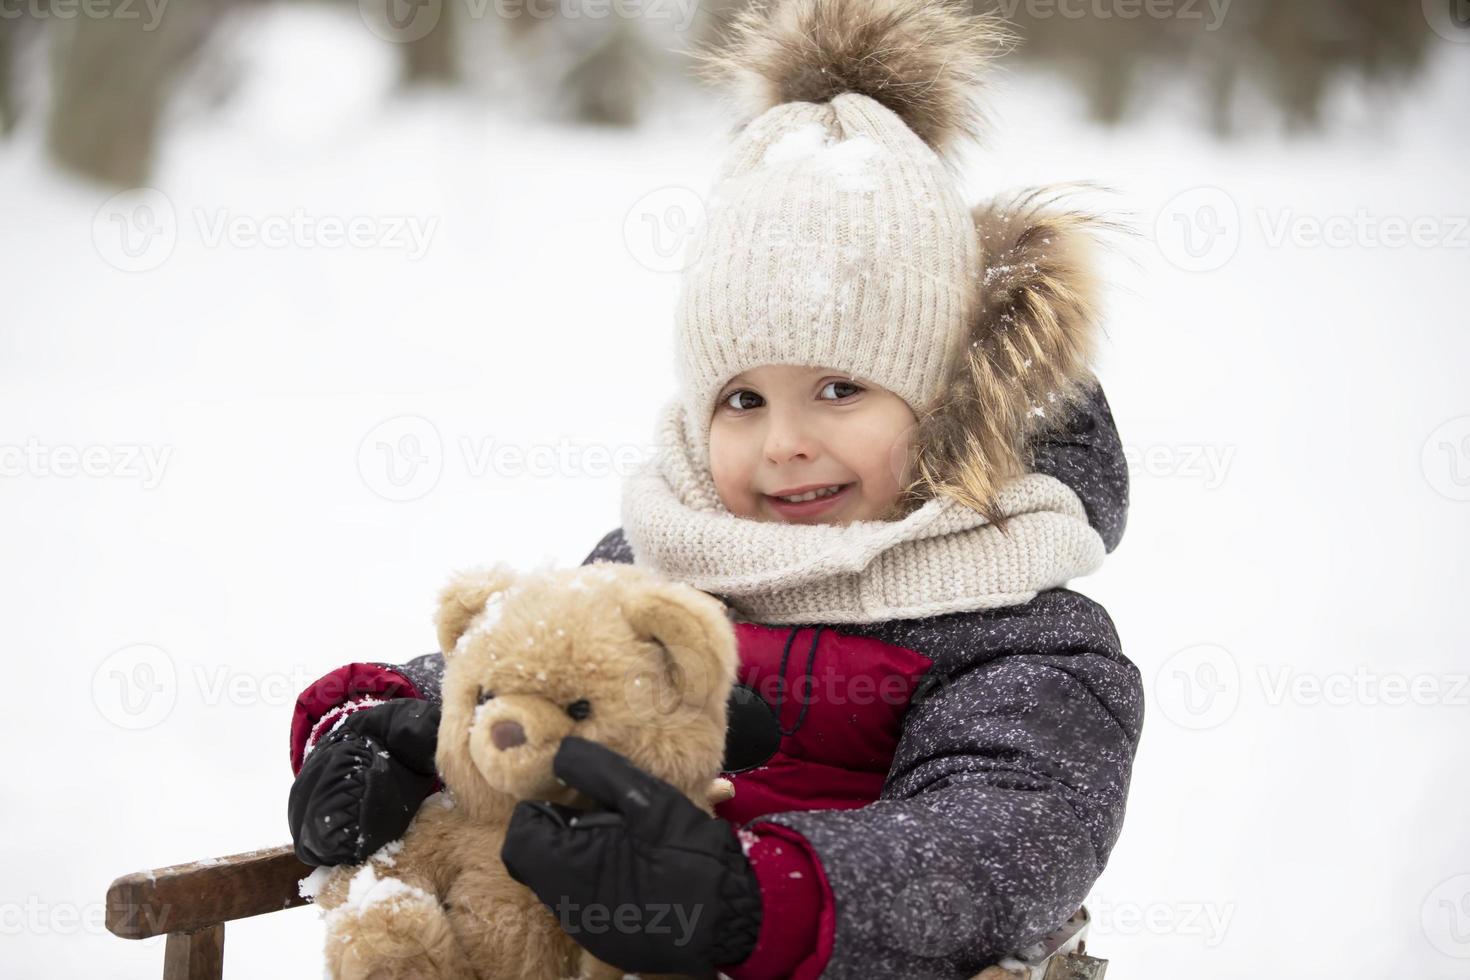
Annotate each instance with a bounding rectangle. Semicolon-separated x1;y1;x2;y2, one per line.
491;720;527;750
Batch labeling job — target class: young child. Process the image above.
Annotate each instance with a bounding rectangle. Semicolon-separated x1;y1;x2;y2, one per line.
286;1;1142;977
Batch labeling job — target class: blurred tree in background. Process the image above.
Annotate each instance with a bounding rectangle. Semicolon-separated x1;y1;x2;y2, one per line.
44;0;217;186
1;21;15;132
996;0;1435;135
0;0;1452;186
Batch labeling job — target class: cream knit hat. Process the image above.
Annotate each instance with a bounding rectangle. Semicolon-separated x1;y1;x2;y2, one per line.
675;0;1010;471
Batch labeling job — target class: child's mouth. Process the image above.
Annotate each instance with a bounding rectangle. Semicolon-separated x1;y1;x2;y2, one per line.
763;482;855;520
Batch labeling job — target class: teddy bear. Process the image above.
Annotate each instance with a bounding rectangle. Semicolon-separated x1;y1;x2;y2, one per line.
309;560;741;980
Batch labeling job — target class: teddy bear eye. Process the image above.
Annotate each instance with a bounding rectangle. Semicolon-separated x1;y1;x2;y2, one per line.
477;687;496;706
566;699;592;721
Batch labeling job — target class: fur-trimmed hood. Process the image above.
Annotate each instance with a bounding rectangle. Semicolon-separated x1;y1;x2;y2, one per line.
911;189;1121;521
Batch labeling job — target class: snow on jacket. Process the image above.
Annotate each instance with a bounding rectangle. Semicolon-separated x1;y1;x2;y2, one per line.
288;384;1143;980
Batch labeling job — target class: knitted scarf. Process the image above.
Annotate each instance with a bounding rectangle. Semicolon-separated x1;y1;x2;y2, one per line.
619;399;1106;625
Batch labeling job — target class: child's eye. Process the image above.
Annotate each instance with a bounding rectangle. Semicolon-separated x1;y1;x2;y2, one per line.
820;380;863;400
477;687;496;705
722;390;762;411
566;699;592;721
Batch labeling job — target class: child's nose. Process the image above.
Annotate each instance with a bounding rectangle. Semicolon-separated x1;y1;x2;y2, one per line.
762;412;817;463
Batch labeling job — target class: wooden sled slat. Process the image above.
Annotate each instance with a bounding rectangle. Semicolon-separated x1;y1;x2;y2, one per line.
106;844;312;941
106;844;1108;980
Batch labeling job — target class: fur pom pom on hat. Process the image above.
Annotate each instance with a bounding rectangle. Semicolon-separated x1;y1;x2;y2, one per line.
673;0;1109;521
694;0;1011;157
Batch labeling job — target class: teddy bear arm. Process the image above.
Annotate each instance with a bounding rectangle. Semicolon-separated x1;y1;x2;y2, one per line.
324;887;475;980
319;829;476;980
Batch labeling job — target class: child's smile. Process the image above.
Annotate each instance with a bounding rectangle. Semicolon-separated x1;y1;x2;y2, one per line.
762;481;858;520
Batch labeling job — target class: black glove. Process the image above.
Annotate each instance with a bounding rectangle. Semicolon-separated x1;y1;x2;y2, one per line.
722;682;781;774
501;736;762;977
287;698;440;866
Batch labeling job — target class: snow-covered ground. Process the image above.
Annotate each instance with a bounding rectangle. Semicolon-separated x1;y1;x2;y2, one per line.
2;7;1467;978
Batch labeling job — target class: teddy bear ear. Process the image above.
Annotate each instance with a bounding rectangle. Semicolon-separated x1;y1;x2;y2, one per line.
621;582;739;714
434;564;518;656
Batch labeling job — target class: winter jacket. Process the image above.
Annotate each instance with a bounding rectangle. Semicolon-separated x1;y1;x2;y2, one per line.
288;384;1143;980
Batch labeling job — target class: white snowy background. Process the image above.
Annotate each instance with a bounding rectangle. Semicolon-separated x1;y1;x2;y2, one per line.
2;7;1468;978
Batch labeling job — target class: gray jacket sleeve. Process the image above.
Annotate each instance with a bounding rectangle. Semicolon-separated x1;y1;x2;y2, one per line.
748;591;1144;979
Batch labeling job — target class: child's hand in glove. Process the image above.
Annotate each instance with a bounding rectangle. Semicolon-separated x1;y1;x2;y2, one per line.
287;699;440;866
501;736;763;977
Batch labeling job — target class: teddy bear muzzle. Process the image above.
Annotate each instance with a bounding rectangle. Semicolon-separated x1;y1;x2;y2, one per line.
490;719;526;750
466;701;585;804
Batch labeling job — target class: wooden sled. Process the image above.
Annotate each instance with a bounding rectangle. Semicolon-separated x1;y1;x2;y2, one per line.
105;845;1108;979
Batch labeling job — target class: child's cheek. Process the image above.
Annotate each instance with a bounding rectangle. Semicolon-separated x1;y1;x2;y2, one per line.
708;430;756;516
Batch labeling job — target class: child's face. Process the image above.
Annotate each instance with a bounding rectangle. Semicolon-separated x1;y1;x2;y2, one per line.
707;364;918;525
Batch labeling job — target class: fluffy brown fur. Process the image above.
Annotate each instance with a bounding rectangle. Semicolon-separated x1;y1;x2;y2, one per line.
315;562;739;980
906;189;1116;524
690;0;1011;155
